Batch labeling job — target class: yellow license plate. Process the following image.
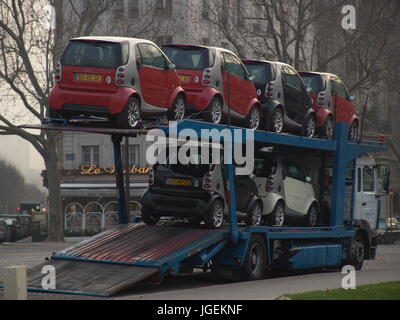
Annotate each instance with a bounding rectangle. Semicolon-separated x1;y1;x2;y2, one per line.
75;73;103;82
179;75;191;83
166;178;192;186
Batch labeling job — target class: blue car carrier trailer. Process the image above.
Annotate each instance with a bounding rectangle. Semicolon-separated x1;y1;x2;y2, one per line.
18;120;387;297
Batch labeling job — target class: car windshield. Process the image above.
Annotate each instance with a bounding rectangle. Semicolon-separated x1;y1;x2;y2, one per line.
244;63;272;84
162;46;209;70
301;74;325;93
62;40;126;69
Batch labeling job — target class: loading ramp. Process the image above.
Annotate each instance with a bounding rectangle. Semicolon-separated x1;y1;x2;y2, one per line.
26;223;227;297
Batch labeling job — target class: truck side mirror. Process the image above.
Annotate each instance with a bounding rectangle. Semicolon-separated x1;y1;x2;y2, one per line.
382;175;390;194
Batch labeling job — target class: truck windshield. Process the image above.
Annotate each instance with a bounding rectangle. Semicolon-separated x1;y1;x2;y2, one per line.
162;46;210;70
62;40;126;69
300;74;325;93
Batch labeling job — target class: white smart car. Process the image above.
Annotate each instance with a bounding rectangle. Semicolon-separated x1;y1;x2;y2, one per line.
253;153;319;227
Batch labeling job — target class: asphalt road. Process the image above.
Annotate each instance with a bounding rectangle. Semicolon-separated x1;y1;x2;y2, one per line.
0;240;399;300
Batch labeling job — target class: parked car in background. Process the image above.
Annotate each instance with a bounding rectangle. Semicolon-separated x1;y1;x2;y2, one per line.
377;218;400;244
299;72;358;140
162;44;261;129
141;144;263;229
0;220;11;242
242;60;316;137
0;214;32;242
253;152;319;227
49;37;186;128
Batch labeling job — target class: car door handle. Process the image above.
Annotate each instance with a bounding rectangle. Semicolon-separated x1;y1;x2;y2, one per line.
362;202;367;206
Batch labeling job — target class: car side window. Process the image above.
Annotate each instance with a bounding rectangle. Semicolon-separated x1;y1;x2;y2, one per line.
363;166;375;192
282;66;304;91
331;77;348;99
137;43;167;69
283;160;305;181
254;157;277;177
222;53;247;79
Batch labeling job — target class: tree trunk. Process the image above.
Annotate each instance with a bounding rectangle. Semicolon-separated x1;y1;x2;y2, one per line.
45;133;64;242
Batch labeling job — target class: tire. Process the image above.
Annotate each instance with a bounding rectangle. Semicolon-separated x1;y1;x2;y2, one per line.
321;116;334;139
204;199;224;229
346;233;365;270
116;97;141;129
246;201;263;226
49;108;59;119
141;206;160;225
303;114;316;138
245;106;261;130
305;203;318;227
242;235;267;281
205;96;223;124
167;94;186;121
269;107;284;133
349;121;359;141
268;201;285;226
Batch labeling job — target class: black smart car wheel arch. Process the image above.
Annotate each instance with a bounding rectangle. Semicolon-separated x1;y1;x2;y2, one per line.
141;205;160;225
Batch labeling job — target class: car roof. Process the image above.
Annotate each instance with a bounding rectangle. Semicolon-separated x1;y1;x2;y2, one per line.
242;59;294;68
299;71;336;78
71;36;154;45
163;44;237;55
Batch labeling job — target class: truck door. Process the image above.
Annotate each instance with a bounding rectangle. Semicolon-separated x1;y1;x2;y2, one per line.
356;165;378;229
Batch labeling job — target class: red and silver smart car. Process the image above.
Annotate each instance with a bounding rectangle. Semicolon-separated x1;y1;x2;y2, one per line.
162;44;261;129
299;72;358;139
49;37;186;128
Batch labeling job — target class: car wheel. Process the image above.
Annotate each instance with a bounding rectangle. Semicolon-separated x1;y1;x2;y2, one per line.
242;235;267;281
347;233;365;270
205;96;223;124
246;106;261;130
246;201;263;226
141;206;160;225
49;108;59;119
204;199;224;229
269;107;284;133
168;95;186;121
116;97;141;129
303;114;316;138
349;121;359;140
321;116;334;139
269;201;285;226
305;203;318;227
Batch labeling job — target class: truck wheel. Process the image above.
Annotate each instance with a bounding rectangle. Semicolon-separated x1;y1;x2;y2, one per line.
269;201;285;226
347;233;365;270
141;206;160;225
167;95;186;121
116;97;141;129
242;235;267;281
305;204;318;227
246;201;263;226
205;96;223;124
204;199;224;229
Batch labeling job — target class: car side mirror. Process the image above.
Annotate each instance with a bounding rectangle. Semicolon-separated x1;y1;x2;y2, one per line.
349;95;356;102
167;63;176;71
305;176;312;183
248;74;255;81
306;86;313;94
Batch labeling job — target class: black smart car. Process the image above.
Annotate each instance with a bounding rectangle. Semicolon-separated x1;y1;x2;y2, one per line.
242;59;316;137
141;159;262;229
